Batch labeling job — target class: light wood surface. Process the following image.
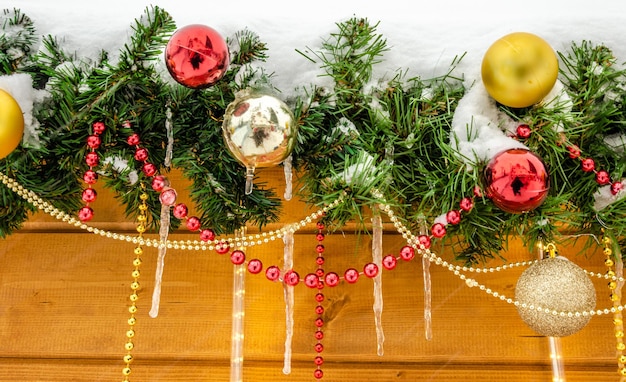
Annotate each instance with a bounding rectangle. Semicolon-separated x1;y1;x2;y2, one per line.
0;167;620;381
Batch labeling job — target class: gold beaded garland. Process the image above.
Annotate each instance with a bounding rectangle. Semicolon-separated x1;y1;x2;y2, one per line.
122;189;147;382
604;234;626;377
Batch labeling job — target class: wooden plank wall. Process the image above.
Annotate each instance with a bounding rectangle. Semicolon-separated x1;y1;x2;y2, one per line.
0;167;620;381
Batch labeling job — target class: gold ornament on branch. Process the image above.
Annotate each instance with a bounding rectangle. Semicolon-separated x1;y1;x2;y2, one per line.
515;255;596;337
0;89;24;159
481;32;559;108
222;90;297;194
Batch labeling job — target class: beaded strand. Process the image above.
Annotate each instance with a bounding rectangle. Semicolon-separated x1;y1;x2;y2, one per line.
603;234;626;378
122;188;148;381
2;170;626;317
78;121;107;222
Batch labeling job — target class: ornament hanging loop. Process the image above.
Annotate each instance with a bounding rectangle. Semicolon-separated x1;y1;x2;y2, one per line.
545;243;557;258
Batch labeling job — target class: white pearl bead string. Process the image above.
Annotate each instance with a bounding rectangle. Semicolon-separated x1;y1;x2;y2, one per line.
2;170;624;317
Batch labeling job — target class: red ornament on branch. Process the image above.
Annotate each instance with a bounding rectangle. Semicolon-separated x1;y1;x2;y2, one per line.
483;148;550;214
165;24;229;89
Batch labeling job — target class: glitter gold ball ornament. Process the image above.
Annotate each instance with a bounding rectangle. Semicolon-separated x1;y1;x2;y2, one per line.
222;90;297;194
483;148;549;214
481;32;558;108
164;24;229;89
0;89;24;159
515;256;596;337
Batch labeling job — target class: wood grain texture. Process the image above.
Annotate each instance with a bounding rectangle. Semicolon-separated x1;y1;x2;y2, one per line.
0;167;620;381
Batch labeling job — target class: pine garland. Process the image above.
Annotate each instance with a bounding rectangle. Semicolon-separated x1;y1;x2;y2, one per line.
1;7;625;263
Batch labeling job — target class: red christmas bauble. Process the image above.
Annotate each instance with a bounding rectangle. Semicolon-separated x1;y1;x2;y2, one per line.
483;148;550;213
164;24;229;89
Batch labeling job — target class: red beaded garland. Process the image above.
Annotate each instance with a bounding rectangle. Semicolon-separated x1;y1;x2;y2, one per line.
200;229;216;242
83;170;97;184
567;145;581;159
185;216;201;231
460;197;474;212
151;175;167;192
417;235;431;249
92;121;105;135
344;268;359;283
596;170;611;185
399;245;415;261
159;188;177;206
82;188;97;203
143;162;157;177
324;272;340;287
313;221;326;380
607;179;621;195
247;259;262;274
446;210;461;225
230;250;245;265
173;203;188;219
565;142;623;197
305;273;319;288
314;369;324;379
363;262;379;278
284;270;300;286
87;135;101;149
382;254;397;270
85;151;99;167
134;147;148;162
79;121;106;222
432;223;446;238
581;158;595;172
516;124;531;139
78;206;94;221
215;241;230;255
265;266;280;281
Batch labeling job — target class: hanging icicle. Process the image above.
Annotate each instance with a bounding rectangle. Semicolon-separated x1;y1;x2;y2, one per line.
149;105;174;319
231;227;247;382
419;217;433;340
371;212;385;356
283;154;293;201
149;203;171;318
282;225;295;374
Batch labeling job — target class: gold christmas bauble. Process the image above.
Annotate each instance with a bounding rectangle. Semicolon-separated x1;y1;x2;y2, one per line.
481;32;558;108
515;257;596;337
0;89;24;159
222;90;296;169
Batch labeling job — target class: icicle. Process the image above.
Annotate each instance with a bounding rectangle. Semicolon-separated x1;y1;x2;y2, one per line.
537;240;565;382
149;193;172;318
244;166;255;195
371;212;385;356
149;104;174;318
164;105;174;167
419;217;433;340
149;103;174;318
282;226;295;374
283;154;293;201
231;227;246;382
